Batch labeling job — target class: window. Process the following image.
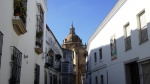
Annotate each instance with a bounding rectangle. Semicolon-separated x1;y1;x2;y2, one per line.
0;31;3;66
14;0;27;24
45;56;52;67
94;52;97;62
62;76;68;84
34;64;40;84
100;75;104;84
110;35;117;60
140;60;150;84
95;76;98;84
124;23;131;51
36;4;44;49
62;63;68;73
9;46;22;84
138;10;148;43
99;48;102;60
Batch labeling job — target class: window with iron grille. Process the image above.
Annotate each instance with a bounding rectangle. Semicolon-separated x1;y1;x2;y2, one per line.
0;31;3;66
34;64;40;84
94;52;97;62
100;75;104;84
9;46;22;84
124;23;131;51
141;60;150;84
99;48;102;60
138;10;148;44
36;4;44;49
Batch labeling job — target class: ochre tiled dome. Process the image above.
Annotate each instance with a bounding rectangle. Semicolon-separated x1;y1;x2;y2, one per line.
64;25;82;43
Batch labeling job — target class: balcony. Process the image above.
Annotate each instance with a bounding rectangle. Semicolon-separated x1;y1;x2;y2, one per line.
12;16;27;35
45;56;53;68
35;12;43;54
55;54;62;60
35;39;43;54
35;46;43;54
13;0;27;35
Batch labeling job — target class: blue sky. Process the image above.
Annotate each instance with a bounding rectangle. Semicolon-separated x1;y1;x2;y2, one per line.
46;0;118;45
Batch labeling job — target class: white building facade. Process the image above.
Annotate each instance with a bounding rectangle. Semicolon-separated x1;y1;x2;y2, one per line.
0;0;47;84
86;0;150;84
45;25;63;84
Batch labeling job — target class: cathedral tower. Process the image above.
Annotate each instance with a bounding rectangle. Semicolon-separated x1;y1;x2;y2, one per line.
62;24;87;84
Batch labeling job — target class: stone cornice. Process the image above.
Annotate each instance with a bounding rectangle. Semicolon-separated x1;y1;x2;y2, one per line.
87;0;127;51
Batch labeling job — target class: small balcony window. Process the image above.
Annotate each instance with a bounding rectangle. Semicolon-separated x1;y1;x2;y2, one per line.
13;0;27;35
9;46;22;84
124;23;132;51
45;56;53;68
35;4;44;54
138;10;148;44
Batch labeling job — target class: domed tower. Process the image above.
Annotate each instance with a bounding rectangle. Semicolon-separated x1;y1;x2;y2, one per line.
62;24;87;84
62;24;82;50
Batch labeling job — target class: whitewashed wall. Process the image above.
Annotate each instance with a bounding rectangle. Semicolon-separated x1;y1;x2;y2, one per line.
87;0;150;84
0;0;47;84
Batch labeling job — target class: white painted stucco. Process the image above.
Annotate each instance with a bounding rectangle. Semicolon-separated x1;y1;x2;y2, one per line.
45;25;63;84
0;0;47;84
86;0;150;84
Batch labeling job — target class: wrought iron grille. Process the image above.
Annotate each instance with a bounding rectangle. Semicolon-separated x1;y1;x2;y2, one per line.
34;64;40;84
36;5;44;49
140;27;148;43
45;56;52;67
9;46;22;84
140;62;150;84
125;36;131;51
0;31;3;66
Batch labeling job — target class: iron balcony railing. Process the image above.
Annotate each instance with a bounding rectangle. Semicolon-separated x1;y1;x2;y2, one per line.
125;36;131;51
